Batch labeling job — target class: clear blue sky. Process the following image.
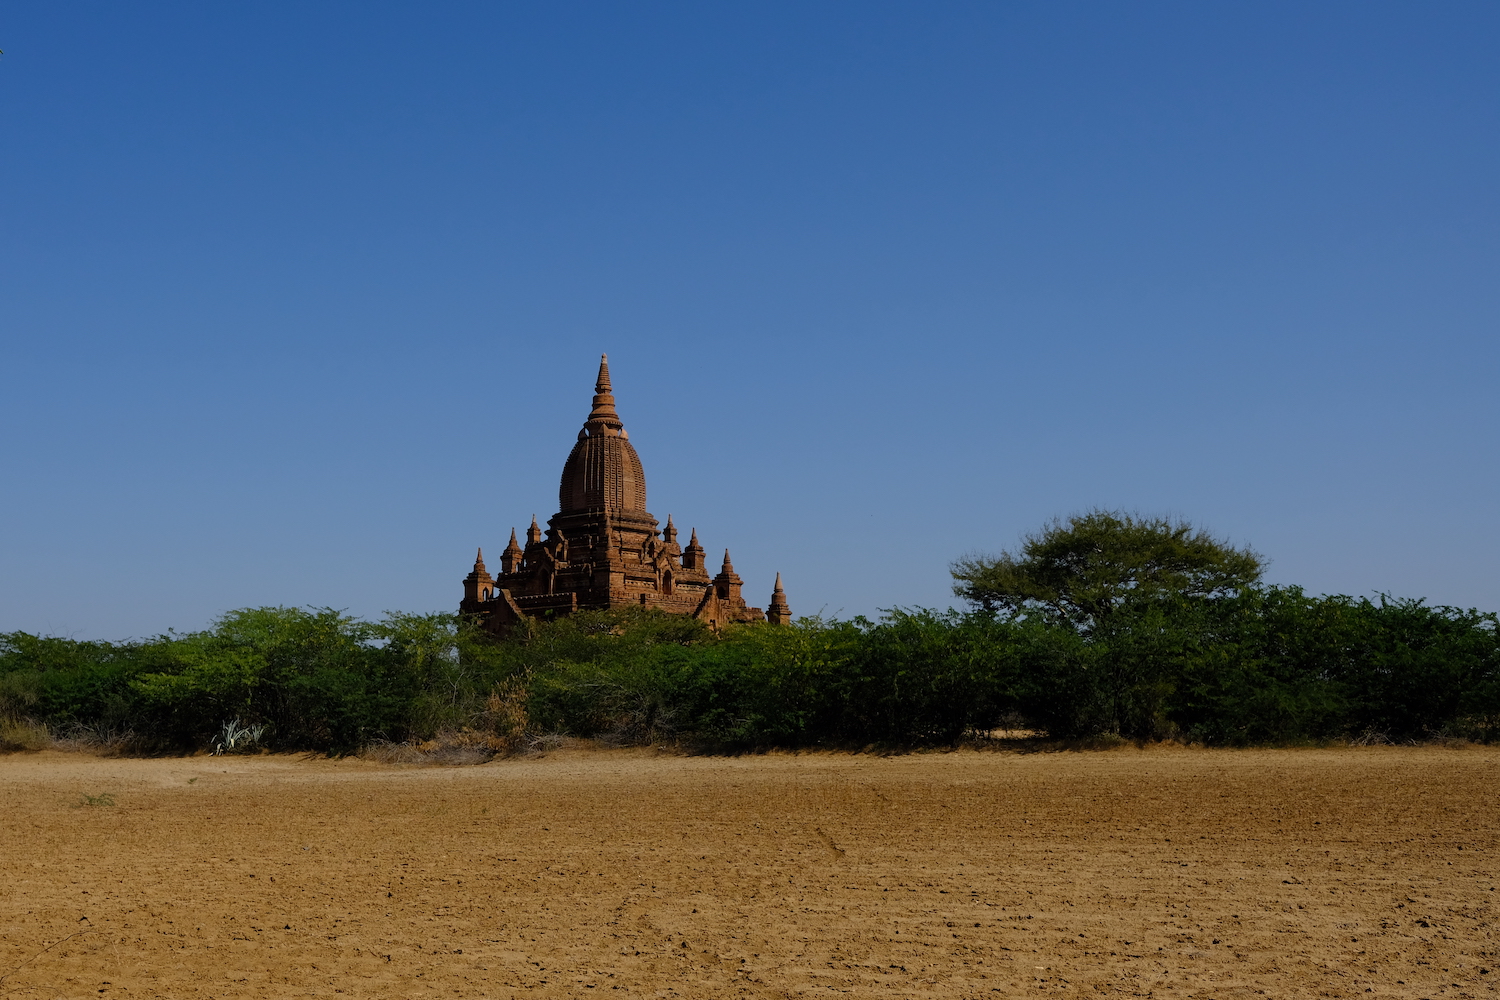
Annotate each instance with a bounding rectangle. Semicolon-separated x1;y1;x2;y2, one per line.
3;2;1497;639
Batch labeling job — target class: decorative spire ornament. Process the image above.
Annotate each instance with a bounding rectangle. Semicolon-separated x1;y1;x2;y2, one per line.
501;528;525;574
767;572;792;626
585;353;623;434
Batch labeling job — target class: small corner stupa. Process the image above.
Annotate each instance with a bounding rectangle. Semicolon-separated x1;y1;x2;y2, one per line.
461;355;789;633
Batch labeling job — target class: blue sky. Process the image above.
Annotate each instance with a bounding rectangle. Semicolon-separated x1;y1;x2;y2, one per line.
3;2;1498;638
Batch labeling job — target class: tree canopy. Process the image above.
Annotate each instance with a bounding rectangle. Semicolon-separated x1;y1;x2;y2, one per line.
950;509;1264;627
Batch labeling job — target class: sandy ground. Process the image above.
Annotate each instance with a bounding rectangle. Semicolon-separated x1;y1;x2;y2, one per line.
0;745;1496;999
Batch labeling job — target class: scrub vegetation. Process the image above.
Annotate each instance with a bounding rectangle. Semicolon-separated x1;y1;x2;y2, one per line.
2;511;1497;755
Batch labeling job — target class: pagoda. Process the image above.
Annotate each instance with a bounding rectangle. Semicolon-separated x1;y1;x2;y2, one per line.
461;355;790;633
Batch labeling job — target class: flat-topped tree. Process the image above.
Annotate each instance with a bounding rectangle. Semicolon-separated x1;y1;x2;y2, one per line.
951;509;1263;629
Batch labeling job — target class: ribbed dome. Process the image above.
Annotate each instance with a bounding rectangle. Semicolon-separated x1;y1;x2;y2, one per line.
558;355;648;514
560;433;646;513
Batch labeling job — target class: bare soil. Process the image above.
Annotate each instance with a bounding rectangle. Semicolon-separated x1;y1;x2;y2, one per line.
1;745;1496;998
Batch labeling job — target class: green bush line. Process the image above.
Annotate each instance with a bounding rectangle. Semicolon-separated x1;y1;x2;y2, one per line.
2;587;1497;755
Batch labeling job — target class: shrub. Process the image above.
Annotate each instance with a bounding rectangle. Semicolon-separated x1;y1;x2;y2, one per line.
3;587;1496;753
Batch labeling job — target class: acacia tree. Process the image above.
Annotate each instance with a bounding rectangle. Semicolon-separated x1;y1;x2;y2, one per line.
950;509;1264;629
950;510;1266;738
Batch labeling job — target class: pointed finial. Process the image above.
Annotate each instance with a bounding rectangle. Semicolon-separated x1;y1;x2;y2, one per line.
474;547;486;569
584;354;623;432
689;528;700;547
722;548;734;571
767;572;792;625
500;527;525;573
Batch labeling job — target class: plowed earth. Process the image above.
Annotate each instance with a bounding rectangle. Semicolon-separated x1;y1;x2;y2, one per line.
1;746;1496;999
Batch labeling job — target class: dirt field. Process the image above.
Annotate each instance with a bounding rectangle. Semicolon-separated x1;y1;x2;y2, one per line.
0;746;1495;999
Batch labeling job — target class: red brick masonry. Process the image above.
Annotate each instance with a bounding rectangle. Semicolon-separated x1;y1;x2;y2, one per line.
461;355;788;634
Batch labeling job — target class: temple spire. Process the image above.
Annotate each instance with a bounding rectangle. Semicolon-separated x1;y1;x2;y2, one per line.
585;353;623;433
501;528;525;574
767;572;792;626
713;548;743;603
680;527;707;573
461;545;495;611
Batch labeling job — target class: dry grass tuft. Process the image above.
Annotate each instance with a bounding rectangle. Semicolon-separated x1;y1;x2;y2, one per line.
47;724;147;757
361;675;555;765
359;727;564;766
0;716;52;752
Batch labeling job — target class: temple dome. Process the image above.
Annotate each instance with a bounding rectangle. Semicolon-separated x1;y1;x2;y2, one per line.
558;355;648;514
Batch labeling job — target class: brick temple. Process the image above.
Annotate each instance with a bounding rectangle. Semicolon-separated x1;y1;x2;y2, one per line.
461;355;791;633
